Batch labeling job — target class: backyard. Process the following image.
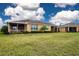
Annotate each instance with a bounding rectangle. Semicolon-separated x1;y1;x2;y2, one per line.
0;32;79;56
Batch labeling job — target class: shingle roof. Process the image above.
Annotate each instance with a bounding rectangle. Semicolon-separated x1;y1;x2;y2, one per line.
60;22;79;27
8;19;56;26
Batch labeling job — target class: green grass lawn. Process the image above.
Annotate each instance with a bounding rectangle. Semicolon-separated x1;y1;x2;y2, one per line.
0;32;79;56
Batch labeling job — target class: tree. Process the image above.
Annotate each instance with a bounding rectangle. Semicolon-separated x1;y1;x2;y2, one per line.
1;25;9;34
40;25;48;32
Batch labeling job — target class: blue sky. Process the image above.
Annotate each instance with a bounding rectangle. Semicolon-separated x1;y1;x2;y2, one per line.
0;3;79;21
40;3;79;22
0;3;79;26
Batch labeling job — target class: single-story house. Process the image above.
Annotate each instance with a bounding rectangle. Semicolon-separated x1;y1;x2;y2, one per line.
7;20;56;33
7;20;79;33
59;23;79;32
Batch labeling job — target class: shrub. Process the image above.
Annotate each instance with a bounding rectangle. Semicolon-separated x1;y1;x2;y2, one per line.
1;25;9;34
40;25;48;32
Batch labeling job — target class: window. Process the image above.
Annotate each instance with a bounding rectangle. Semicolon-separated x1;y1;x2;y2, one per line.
11;24;17;30
12;26;17;30
31;25;38;31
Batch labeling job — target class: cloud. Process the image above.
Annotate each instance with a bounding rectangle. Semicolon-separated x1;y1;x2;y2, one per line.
0;18;3;29
49;10;79;26
5;6;15;16
17;3;40;10
35;7;45;20
54;3;77;8
5;3;45;22
5;5;23;17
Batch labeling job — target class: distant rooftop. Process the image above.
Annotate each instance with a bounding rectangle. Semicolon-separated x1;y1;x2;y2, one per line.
60;22;79;27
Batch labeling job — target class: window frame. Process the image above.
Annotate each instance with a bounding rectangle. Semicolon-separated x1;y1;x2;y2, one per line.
31;25;38;31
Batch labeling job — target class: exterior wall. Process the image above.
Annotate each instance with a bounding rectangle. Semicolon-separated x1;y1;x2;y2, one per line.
8;23;18;33
45;25;51;31
8;23;11;33
51;26;59;32
59;27;66;32
26;24;31;32
28;22;43;32
8;22;79;33
59;27;79;32
24;24;27;32
25;25;79;32
8;22;52;33
56;27;60;32
28;22;52;32
76;26;79;32
37;24;51;32
37;24;43;31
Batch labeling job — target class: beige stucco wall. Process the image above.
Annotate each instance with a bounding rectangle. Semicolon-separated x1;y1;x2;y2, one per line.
38;24;51;31
59;27;66;32
45;25;51;31
26;24;31;32
25;24;52;32
37;24;43;31
24;24;27;32
8;23;11;33
8;22;52;33
76;26;79;32
59;27;79;32
24;24;79;32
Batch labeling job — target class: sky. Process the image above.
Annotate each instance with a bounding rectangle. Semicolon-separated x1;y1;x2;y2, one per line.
0;3;79;28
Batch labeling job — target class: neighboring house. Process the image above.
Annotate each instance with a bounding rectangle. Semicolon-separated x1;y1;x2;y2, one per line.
7;20;56;33
59;23;79;32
